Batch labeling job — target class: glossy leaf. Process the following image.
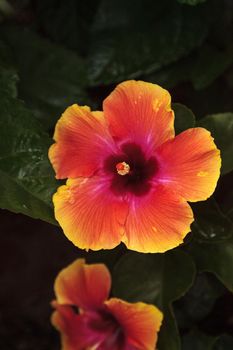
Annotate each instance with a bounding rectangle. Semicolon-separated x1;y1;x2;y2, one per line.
0;66;18;97
0;25;89;130
198;113;233;174
147;54;194;89
113;250;196;350
35;0;98;54
182;331;217;350
188;237;233;292
191;198;233;243
214;335;233;350
0;40;18;97
183;332;233;350
173;103;196;134
191;45;233;90
88;0;211;85
0;93;58;224
177;0;206;5
174;273;224;329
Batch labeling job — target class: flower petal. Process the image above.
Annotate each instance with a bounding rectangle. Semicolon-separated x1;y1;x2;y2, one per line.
123;185;194;253
53;177;128;250
54;259;111;310
49;105;117;179
156;128;221;202
103;80;174;154
51;305;83;350
52;304;105;349
105;298;163;350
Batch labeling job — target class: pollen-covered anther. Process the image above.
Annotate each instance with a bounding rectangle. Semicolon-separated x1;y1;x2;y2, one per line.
116;161;130;176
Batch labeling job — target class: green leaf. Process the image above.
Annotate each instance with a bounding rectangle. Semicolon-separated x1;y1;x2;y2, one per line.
0;39;13;66
88;0;211;85
189;198;233;292
147;54;194;89
191;198;233;243
173;103;196;134
0;0;15;17
0;25;89;130
149;44;233;91
198;113;233;174
178;0;206;5
188;237;233;292
0;65;18;97
86;245;126;272
113;250;196;350
191;45;233;90
0;39;18;97
214;335;233;350
228;207;233;222
35;0;98;54
174;273;224;329
0;93;58;224
182;333;233;350
182;331;217;350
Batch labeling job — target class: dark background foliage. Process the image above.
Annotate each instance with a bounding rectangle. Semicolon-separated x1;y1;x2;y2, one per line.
0;0;232;349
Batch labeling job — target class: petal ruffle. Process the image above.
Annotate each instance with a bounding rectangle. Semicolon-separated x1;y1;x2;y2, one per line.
105;298;163;350
52;304;109;350
51;305;84;350
123;185;194;253
53;177;128;250
54;259;111;310
156;128;221;202
103;80;174;154
49;105;117;179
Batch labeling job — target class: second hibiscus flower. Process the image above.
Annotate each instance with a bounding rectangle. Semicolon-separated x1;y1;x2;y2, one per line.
49;80;221;253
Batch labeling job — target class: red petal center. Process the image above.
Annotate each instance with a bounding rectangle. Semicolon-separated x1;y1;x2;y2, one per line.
104;143;158;197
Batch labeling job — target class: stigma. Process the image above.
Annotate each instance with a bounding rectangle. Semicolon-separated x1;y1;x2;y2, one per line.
116;162;130;176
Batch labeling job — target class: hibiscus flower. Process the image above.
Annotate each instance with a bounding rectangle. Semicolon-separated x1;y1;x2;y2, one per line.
52;259;163;350
49;80;220;253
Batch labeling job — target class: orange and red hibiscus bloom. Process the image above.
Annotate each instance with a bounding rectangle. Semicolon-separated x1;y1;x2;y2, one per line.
49;80;221;253
52;259;163;350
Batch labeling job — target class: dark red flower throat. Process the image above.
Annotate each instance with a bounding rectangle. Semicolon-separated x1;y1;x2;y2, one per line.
85;307;125;349
104;143;158;196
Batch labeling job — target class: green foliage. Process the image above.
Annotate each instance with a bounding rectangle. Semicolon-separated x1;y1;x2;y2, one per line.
182;332;233;350
0;58;58;224
0;26;89;130
214;335;233;350
0;40;18;97
35;0;98;54
173;103;196;134
191;198;233;242
182;331;217;350
0;93;58;224
0;0;232;349
177;0;206;5
88;0;210;85
174;273;225;329
113;250;196;350
188;237;233;292
0;65;18;97
149;44;233;92
188;198;233;292
191;46;233;90
199;113;233;174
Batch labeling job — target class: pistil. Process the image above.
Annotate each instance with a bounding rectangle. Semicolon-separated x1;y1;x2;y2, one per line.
116;162;130;176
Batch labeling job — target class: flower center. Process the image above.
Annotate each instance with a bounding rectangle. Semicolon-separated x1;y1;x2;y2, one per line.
104;143;158;197
116;161;130;176
86;308;125;349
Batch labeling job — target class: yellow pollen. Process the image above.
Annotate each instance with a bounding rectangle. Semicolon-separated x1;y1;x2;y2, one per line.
116;162;130;176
